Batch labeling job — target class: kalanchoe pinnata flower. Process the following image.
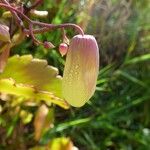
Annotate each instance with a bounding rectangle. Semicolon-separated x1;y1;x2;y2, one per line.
62;35;99;107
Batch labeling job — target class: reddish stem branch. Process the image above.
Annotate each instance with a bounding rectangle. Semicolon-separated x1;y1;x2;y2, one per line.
0;1;84;48
29;24;42;45
0;3;84;35
24;27;50;34
32;21;84;35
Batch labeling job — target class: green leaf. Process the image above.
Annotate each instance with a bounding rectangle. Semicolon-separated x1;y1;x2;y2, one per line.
0;55;69;109
125;53;150;65
115;70;148;88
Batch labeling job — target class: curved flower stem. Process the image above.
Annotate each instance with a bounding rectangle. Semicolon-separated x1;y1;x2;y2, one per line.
32;21;84;36
0;3;84;35
29;24;42;45
23;27;51;34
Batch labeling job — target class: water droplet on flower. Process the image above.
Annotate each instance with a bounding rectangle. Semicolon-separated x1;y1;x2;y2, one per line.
74;72;78;75
75;65;79;69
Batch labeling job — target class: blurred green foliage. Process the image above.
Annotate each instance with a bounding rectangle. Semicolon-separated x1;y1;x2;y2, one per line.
0;0;150;149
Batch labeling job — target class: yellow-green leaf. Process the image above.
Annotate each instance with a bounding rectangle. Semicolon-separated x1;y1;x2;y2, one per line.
0;55;69;109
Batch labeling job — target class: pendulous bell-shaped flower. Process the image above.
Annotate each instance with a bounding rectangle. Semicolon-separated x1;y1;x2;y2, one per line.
62;34;99;107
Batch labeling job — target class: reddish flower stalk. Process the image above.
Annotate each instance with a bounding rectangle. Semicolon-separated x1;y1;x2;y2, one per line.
23;27;50;34
0;3;84;36
29;24;42;45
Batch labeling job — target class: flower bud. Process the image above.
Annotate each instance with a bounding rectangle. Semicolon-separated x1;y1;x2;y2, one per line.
30;10;48;18
43;41;55;49
59;43;68;56
62;35;99;107
0;24;10;42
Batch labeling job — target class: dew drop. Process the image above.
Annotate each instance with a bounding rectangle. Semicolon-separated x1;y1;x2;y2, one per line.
75;72;78;75
75;65;79;69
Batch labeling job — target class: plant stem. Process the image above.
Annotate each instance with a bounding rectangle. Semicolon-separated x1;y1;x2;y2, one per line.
0;3;84;35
